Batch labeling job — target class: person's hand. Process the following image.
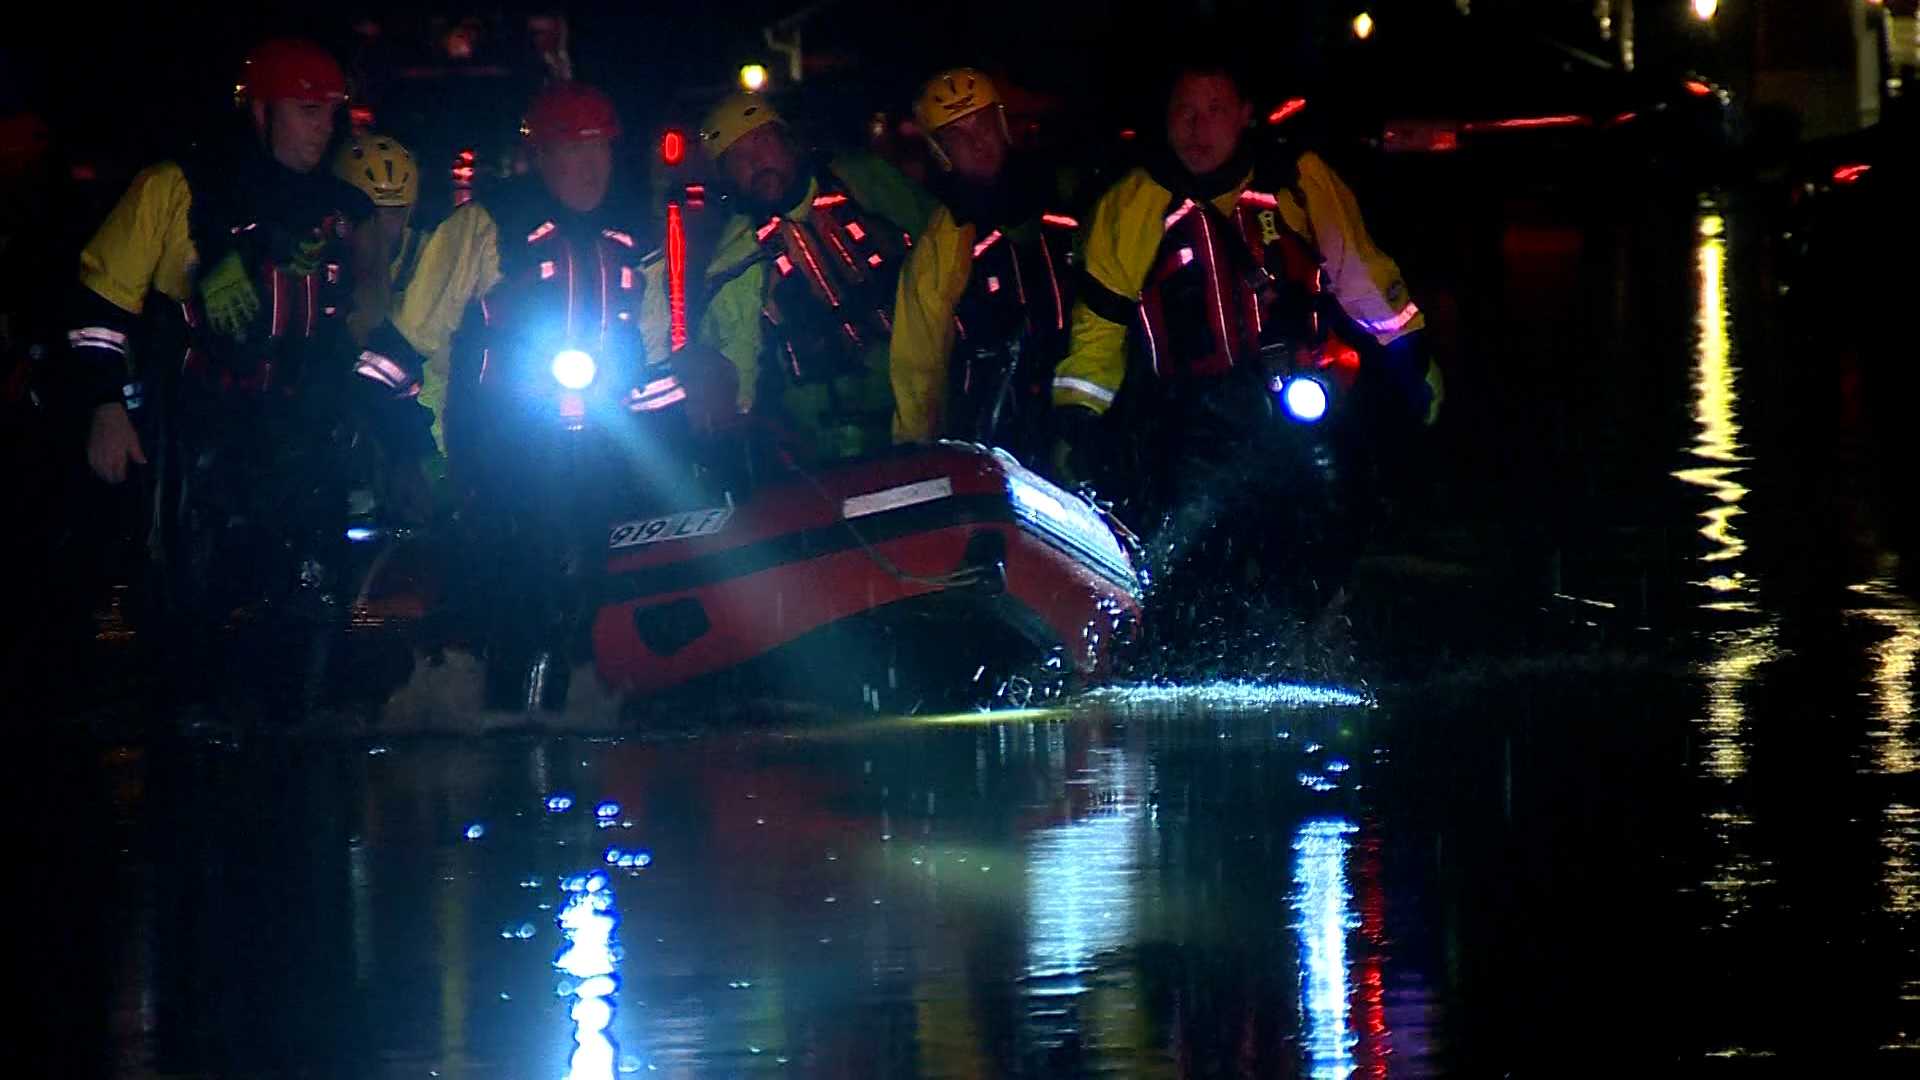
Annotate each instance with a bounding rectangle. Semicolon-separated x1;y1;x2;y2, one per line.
286;231;329;278
1380;332;1442;428
1422;359;1445;427
197;250;260;341
383;458;434;527
1048;404;1100;489
671;345;742;435
87;403;146;483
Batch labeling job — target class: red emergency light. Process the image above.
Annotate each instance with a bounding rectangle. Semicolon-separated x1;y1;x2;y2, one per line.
661;129;685;166
349;105;375;130
666;201;688;352
1833;163;1872;184
1684;80;1714;97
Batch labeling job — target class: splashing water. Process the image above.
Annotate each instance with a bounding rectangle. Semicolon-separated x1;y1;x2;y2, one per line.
1086;679;1372;710
380;650;629;734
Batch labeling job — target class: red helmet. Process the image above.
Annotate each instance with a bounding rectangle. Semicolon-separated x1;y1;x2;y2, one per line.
243;38;349;104
523;82;621;146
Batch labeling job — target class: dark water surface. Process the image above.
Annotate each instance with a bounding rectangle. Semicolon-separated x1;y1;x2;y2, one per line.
19;174;1920;1076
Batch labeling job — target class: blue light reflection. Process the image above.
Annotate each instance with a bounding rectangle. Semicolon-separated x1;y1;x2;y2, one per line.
554;875;621;1080
1293;818;1359;1079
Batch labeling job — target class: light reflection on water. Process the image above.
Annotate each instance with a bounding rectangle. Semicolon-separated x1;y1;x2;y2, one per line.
1294;818;1360;1079
554;873;621;1080
1022;765;1141;984
1679;207;1781;928
1847;578;1920;941
1672;211;1756;608
1849;578;1920;779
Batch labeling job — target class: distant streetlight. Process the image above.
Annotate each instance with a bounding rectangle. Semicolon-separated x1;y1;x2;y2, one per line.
1692;0;1718;20
739;63;770;93
1352;11;1375;40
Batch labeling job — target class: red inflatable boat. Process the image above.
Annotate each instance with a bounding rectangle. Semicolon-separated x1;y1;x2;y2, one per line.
590;443;1142;701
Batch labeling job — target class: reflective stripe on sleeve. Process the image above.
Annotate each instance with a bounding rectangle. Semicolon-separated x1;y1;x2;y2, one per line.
1052;376;1117;405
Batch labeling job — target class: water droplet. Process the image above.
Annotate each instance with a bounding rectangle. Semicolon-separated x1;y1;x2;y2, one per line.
595;801;621;819
499;992;512;1001
605;847;625;865
619;1056;643;1074
546;794;575;812
464;823;486;841
755;818;766;826
749;1046;763;1055
516;922;537;939
880;833;893;841
367;745;390;755
824;895;837;903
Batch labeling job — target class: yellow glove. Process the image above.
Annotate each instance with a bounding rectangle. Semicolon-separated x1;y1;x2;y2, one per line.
286;231;329;278
197;250;260;342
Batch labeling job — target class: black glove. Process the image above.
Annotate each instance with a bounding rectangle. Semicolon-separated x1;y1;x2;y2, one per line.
347;376;437;465
1048;404;1102;489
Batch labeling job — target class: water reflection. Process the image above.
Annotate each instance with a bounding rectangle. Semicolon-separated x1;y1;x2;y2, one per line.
555;872;621;1080
1679;208;1781;926
1672;211;1756;610
1849;578;1920;778
1294;818;1360;1079
1847;577;1920;954
1023;806;1139;984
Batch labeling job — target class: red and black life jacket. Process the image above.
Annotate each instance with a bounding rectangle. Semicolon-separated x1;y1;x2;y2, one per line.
176;154;365;396
1134;157;1330;385
945;210;1079;448
748;175;909;385
951;211;1077;375
461;190;679;416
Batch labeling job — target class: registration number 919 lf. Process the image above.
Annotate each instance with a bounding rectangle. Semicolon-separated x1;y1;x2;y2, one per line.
608;507;733;550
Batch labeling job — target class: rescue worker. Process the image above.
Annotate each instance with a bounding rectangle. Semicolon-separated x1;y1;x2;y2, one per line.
333;132;443;450
1048;56;1441;489
693;92;934;461
378;81;683;488
376;81;708;705
63;38;431;701
333;133;424;295
74;39;423;485
889;68;1081;462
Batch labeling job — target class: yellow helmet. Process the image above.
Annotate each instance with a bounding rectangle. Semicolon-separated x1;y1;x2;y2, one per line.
334;134;418;208
914;68;1001;135
698;92;783;158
